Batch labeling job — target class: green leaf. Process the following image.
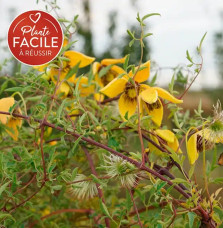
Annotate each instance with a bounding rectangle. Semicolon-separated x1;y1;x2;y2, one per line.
117;73;126;79
143;33;153;38
98;65;113;78
127;30;135;39
123;54;130;71
129;39;135;47
71;167;78;180
186;50;193;63
0;80;8;95
198;32;207;54
108;137;119;149
0;181;10;197
65;62;80;80
0;213;15;222
189;164;195;179
58;18;70;23
168;74;175;93
99;199;115;222
142;13;161;21
5;87;29;92
172;178;189;185
187;212;196;228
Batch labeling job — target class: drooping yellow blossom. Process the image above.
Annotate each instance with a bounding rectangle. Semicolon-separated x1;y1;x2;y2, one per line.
93;56;127;88
50;51;95;84
56;82;70;98
93;56;127;102
0;97;22;141
148;129;182;156
100;60;183;126
186;129;214;165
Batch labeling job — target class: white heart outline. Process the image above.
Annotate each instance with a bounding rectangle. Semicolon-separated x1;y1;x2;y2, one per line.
29;12;41;24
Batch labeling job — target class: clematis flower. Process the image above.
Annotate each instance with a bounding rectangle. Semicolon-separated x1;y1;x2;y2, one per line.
56;82;70;98
93;56;127;102
100;60;183;126
186;129;214;165
93;56;127;88
187;102;223;165
148;129;182;156
50;51;95;84
0;97;22;141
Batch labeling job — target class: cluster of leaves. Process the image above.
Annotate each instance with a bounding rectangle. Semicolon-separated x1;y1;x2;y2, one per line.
0;1;223;228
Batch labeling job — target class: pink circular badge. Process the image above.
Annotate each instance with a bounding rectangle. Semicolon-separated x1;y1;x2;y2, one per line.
8;10;63;66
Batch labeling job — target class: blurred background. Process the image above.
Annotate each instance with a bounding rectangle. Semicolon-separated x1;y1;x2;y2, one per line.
0;0;223;108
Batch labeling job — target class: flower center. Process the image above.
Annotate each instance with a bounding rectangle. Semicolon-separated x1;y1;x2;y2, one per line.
196;134;214;153
146;100;161;111
101;68;118;86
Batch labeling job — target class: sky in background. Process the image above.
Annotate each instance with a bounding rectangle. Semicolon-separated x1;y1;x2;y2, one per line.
0;0;223;89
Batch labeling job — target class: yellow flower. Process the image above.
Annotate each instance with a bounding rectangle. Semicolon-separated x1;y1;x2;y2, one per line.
63;38;69;47
148;129;182;156
93;56;127;88
100;60;183;125
50;51;95;84
186;129;214;165
56;82;70;98
0;97;22;141
93;56;126;102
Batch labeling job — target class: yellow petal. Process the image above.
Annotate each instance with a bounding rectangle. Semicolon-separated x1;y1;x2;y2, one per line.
118;94;137;119
63;38;69;47
93;62;103;87
5;119;19;141
129;60;150;83
155;129;175;143
110;65;126;75
4;108;22;141
101;56;127;66
148;135;164;156
93;62;101;74
56;82;70;98
154;87;183;104
100;77;127;98
0;97;15;124
168;136;182;154
41;73;51;81
94;93;104;102
140;87;158;104
74;76;95;97
69;109;80;121
187;133;199;165
64;51;95;68
144;99;163;126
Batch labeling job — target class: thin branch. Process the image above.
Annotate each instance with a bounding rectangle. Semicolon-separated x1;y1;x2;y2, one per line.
128;188;143;228
40;125;47;181
100;95;120;104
